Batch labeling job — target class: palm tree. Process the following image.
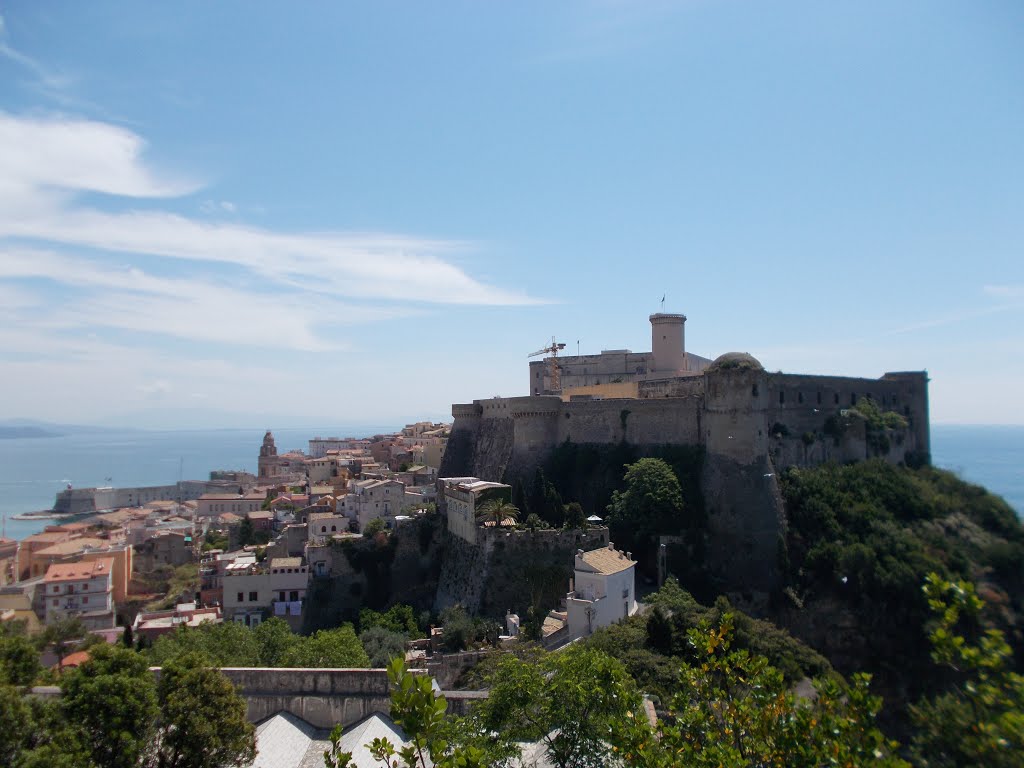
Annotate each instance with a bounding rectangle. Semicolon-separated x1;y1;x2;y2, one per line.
475;499;520;529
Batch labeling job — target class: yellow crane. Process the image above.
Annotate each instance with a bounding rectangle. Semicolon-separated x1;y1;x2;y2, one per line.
528;337;567;393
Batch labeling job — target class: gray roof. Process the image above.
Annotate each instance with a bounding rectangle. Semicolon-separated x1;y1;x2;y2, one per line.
245;711;421;768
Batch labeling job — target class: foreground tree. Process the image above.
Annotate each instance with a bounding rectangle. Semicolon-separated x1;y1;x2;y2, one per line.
909;574;1024;768
61;644;158;768
477;645;645;768
154;652;256;768
325;656;487;768
612;614;908;768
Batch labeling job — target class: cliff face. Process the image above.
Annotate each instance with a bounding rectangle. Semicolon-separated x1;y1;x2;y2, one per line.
434;526;610;619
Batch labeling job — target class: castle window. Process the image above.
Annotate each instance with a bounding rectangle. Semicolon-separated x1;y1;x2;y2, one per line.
751;384;759;397
779;391;785;405
817;391;822;405
834;393;840;405
798;392;804;404
851;393;857;405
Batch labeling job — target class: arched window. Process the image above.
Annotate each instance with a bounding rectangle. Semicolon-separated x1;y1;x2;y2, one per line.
331;525;337;532
321;525;326;533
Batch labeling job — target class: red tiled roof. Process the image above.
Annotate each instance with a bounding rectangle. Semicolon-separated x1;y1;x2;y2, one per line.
43;557;116;583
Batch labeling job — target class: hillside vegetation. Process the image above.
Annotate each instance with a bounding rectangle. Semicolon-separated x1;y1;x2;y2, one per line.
778;459;1023;713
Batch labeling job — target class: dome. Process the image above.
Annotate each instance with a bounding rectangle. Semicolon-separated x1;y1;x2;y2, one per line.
706;352;764;373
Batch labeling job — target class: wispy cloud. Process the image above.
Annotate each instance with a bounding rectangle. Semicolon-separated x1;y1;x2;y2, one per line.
0;111;543;359
984;284;1024;299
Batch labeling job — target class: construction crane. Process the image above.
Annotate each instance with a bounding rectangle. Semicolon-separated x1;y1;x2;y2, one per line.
528;337;567;393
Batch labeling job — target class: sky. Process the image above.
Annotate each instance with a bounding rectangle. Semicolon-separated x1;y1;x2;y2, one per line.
0;1;1021;429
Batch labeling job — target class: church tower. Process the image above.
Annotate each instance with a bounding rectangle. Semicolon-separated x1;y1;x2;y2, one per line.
258;430;279;479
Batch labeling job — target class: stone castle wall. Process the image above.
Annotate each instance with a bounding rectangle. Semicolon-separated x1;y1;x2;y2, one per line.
435;526;610;619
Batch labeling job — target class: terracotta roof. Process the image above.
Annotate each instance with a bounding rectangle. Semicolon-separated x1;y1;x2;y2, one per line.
578;546;635;576
35;537;110;557
43;557;116;583
56;650;91;669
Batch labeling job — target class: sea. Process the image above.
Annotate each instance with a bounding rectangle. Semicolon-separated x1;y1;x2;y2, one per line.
0;424;1020;541
0;426;392;541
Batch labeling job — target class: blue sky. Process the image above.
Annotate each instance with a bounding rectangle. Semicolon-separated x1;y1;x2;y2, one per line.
0;1;1021;428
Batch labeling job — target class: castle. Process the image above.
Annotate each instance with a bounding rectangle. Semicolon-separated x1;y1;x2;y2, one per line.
439;312;929;596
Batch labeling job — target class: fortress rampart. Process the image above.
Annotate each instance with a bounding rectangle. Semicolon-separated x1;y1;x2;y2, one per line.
440;363;929;481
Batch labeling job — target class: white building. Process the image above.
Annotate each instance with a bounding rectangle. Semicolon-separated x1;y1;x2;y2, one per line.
439;477;512;545
340;479;405;532
308;511;350;543
196;492;265;518
222;556;309;627
566;543;637;640
42;557;116;630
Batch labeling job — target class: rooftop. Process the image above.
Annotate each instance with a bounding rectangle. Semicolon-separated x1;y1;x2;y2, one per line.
577;544;635;576
43;557;116;583
270;557;303;569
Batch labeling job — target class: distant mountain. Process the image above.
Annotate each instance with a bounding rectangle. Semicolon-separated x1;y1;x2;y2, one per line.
0;419;132;436
0;425;64;439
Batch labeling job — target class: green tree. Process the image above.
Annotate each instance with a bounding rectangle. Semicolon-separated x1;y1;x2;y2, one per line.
0;632;41;686
360;626;408;668
0;682;35;766
280;625;370;668
253;617;300;667
324;657;486;768
360;604;421;637
607;458;684;543
477;645;645;768
562;501;587;531
39;616;87;674
438;606;475;652
154;652;256;768
363;517;387;538
238;515;255;547
909;574;1024;767
61;644;159;768
475;498;519;528
149;621;261;668
611;614;906;768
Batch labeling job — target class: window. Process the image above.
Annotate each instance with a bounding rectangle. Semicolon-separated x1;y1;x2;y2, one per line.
279;591;286;601
53;586;59;593
249;591;258;601
834;393;840;405
52;599;58;607
82;596;88;604
289;590;299;601
321;525;326;533
779;391;785;404
237;592;244;602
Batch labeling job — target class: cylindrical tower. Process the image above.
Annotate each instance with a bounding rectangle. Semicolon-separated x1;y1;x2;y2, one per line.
650;313;686;373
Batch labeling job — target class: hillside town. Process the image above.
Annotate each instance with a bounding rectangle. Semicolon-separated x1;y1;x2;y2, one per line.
1;419;633;654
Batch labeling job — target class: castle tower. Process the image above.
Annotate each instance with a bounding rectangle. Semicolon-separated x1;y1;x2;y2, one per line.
258;430;279;479
650;313;686;373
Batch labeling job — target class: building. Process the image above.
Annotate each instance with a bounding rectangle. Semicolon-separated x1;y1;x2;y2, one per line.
196;492;266;518
222;556;310;628
308;511;350;543
42;557;116;630
132;602;221;642
566;543;637;640
341;479;406;532
135;530;194;569
528;313;712;396
438;478;512;545
258;430;281;480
